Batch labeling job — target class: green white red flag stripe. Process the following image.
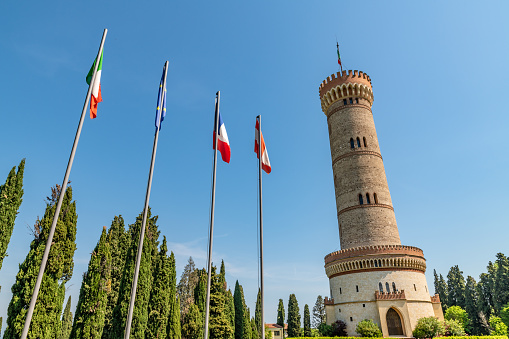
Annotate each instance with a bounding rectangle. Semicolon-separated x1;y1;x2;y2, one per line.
86;52;103;119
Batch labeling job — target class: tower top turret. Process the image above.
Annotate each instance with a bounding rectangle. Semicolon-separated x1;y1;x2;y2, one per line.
319;70;374;114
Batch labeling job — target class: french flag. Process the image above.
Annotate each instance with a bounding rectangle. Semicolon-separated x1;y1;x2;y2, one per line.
213;112;231;163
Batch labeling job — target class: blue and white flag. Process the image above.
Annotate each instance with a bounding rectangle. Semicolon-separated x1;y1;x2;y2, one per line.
155;63;167;130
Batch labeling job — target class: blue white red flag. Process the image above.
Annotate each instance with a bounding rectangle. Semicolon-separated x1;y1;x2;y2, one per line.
213;112;231;163
155;63;167;130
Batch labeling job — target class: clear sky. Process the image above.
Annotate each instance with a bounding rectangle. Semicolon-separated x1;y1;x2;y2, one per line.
1;0;508;328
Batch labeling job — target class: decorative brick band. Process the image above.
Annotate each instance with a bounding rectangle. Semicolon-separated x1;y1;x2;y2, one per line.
337;203;393;217
325;244;424;263
326;103;372;121
326;266;426;279
375;290;406;300
332;150;383;166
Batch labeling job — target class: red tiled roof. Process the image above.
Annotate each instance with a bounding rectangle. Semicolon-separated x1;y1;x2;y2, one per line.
266;323;283;329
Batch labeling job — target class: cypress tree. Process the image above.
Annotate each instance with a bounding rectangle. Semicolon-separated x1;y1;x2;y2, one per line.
243;307;252;339
277;299;285;328
5;184;77;339
434;270;448;311
102;215;130;338
209;265;234;339
303;304;311;337
478;261;496;320
0;159;24;273
194;269;207;315
111;209;160;338
250;318;258;339
494;253;509;312
234;281;246;339
70;227;111;338
146;236;174;338
255;289;262;339
168;294;182;339
58;296;73;339
226;289;236;335
447;265;466;308
464;275;483;335
181;303;202;339
311;296;324;328
287;294;301;338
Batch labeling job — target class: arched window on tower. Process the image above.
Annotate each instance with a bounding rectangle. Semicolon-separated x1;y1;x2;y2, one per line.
359;194;364;205
356;137;361;148
392;282;397;292
386;282;390;293
374;193;378;204
366;193;371;204
349;98;353;104
363;137;367;147
350;138;355;149
379;282;383;293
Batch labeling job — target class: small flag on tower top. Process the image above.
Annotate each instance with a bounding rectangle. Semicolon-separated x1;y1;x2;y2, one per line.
86;52;103;119
213;110;231;163
155;63;167;130
336;41;343;72
255;119;271;174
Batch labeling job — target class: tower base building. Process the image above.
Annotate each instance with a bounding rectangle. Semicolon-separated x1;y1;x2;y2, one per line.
318;70;443;337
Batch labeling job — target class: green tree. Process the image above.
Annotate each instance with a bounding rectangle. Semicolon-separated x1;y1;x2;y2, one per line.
5;184;77;339
0;159;24;274
489;315;508;336
444;306;469;330
311;295;325;328
168;294;182;339
209;265;234;339
102;215;130;339
447;265;466;308
194;269;207;315
226;289;236;335
433;270;448;311
303;304;311;337
287;294;300;338
181;303;202;339
146;237;175;337
111;209;160;338
71;227;112;338
478;261;496;320
494;253;509;312
243;307;252;339
234;281;247;339
412;316;444;339
277;298;285;337
443;319;466;336
317;323;332;337
250;318;258;339
355;319;382;337
177;257;199;320
255;289;262;339
58;296;73;339
464;275;482;334
500;303;509;328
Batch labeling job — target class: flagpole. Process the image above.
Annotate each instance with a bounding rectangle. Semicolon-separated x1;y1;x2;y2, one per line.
257;115;265;339
204;91;220;339
124;60;169;339
20;28;107;339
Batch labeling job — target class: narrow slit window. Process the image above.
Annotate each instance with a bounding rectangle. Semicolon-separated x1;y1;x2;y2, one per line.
392;282;397;292
357;137;361;147
363;137;367;147
349;98;353;104
343;99;347;105
350;317;353;322
359;194;364;205
386;282;390;293
374;193;378;204
356;98;359;104
366;193;371;204
379;282;383;292
363;304;365;307
350;138;355;149
414;284;417;291
340;287;342;294
356;285;359;292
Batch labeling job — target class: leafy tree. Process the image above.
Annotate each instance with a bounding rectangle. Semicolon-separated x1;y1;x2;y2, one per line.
102;215;130;339
243;307;252;339
311;295;325;328
0;159;24;273
433;270;448;311
146;236;175;337
110;209;160;338
194;269;207;315
478;261;496;320
287;294;300;337
500;303;509;328
71;227;112;338
264;326;272;339
209;265;234;339
443;319;466;336
464;276;482;334
447;265;466;308
181;303;202;339
330;320;347;337
276;298;285;338
168;258;181;339
317;323;332;336
250;318;258;339
5;184;77;339
444;306;469;330
255;289;262;339
226;289;236;334
489;315;508;336
355;319;382;337
412;316;444;339
303;304;311;337
234;281;247;339
59;296;73;339
177;257;199;319
494;253;509;312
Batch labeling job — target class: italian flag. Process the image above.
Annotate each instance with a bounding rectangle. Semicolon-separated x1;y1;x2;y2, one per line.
86;52;103;119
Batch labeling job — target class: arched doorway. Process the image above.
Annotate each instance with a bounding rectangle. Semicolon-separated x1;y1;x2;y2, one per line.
386;308;404;335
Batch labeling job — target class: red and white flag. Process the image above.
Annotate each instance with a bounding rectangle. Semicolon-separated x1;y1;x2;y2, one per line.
255;119;271;174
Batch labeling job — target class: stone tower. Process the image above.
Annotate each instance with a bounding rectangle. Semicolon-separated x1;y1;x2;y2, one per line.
318;70;443;337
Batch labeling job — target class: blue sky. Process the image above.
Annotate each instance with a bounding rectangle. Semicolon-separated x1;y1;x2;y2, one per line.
1;0;509;328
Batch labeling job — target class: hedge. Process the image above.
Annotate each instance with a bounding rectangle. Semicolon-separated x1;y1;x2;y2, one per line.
288;336;508;339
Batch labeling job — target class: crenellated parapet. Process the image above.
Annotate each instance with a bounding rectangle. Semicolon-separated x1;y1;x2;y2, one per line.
324;245;426;278
430;294;441;304
318;70;374;114
375;290;406;300
324;297;335;305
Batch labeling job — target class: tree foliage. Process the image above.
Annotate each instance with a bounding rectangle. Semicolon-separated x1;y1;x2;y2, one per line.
287;294;300;338
412;316;444;339
443;319;466;336
445;306;469;331
255;289;262;339
303;304;311;337
181;303;202;339
447;265;466;309
58;296;73;339
331;320;347;337
489;315;508;336
234;281;247;339
355;319;382;337
311;295;325;328
177;257;199;320
434;269;448;311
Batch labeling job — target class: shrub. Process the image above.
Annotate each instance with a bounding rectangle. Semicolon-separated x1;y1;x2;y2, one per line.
355;319;382;337
489;316;508;336
412;316;444;339
445;306;470;330
330;320;347;337
317;323;332;337
444;319;466;336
